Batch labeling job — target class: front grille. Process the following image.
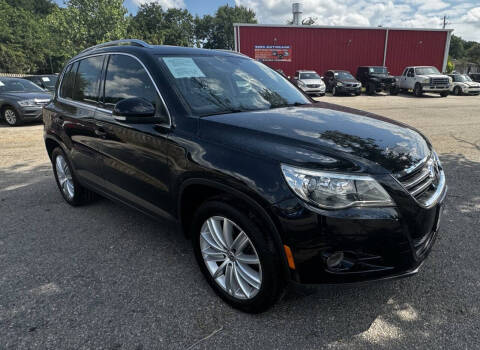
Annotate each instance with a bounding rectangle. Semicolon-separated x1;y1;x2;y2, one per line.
431;78;449;85
307;84;320;88
397;157;441;206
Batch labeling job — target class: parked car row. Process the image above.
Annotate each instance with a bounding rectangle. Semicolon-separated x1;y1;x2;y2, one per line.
288;65;480;98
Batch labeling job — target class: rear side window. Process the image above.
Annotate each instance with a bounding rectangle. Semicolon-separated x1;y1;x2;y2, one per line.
60;63;77;99
72;56;104;104
103;54;167;122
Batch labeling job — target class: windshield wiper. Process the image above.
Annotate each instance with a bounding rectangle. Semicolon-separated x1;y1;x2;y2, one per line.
270;102;310;109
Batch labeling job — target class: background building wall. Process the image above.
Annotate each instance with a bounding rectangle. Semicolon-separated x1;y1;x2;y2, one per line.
235;25;450;77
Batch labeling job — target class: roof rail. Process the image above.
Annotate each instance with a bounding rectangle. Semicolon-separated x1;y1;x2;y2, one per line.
80;39;151;54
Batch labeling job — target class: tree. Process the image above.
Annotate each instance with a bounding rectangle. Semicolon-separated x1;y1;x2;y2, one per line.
449;35;464;59
195;5;256;49
466;44;480;64
128;4;194;46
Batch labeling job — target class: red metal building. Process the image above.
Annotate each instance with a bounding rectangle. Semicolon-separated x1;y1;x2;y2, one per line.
234;24;452;77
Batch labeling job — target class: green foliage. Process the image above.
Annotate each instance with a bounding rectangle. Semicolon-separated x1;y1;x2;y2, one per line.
195;5;256;49
446;57;454;73
127;4;194;46
449;35;480;64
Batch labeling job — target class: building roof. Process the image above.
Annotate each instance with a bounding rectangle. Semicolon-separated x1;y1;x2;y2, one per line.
234;23;453;32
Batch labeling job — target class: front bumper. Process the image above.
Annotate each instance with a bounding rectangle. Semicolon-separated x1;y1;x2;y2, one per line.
272;173;447;284
300;85;326;94
19;106;43;120
336;85;361;94
464;87;480;94
421;83;450;92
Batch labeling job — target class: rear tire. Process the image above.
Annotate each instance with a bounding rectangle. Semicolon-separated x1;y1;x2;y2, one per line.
191;199;284;313
51;147;96;206
2;107;23;126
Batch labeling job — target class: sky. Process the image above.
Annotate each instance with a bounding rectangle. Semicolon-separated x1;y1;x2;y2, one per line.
54;0;480;41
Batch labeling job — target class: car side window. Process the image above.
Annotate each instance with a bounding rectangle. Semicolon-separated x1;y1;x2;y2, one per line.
72;56;104;105
407;68;414;77
60;63;77;99
103;54;167;122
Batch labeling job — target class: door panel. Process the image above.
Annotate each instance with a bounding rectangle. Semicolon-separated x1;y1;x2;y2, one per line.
56;57;105;189
94;53;173;219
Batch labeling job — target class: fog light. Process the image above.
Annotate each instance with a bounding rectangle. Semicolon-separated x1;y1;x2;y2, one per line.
326;251;344;268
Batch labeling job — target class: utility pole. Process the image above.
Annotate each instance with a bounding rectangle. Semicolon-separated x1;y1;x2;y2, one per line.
442;15;447;29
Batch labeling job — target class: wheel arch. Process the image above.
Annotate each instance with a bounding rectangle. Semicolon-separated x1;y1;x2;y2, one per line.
178;178;292;281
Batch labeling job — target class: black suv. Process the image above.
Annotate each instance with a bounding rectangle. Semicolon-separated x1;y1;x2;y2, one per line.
44;40;447;313
356;66;399;95
323;70;361;96
469;73;480;83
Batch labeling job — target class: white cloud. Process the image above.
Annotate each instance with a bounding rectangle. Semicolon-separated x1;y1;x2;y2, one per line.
234;0;479;41
132;0;185;8
461;7;480;25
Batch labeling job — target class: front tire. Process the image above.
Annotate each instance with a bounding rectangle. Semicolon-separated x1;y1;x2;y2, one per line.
414;83;423;97
453;86;461;96
440;91;449;97
2;107;22;126
191;199;284;313
332;86;338;96
51;148;96;206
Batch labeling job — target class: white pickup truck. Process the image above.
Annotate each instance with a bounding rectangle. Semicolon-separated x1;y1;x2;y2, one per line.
398;66;450;97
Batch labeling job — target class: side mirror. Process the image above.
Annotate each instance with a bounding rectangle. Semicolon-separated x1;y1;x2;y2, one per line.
113;97;155;122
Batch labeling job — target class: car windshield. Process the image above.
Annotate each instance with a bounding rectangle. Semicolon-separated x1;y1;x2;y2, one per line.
452;75;472;82
415;67;440;75
158;55;310;116
334;71;354;80
299;72;320;79
0;79;45;93
369;67;387;74
40;76;57;88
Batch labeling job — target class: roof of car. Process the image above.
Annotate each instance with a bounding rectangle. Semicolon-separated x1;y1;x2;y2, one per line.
72;42;248;63
296;70;317;73
329;70;350;73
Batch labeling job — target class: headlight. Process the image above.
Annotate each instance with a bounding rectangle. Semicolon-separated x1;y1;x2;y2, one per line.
18;99;36;107
281;164;394;209
297;81;305;87
336;82;343;87
422;78;430;84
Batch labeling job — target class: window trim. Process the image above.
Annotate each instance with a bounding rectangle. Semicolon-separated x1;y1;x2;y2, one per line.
57;52;171;128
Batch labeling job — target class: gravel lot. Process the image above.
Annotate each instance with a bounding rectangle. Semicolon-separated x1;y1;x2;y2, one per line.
1;93;479;349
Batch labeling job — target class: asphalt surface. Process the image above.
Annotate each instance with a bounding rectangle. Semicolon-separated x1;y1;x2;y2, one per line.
1;93;479;349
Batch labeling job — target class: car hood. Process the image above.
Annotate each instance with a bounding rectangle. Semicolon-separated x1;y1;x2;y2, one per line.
299;79;324;85
0;92;52;101
417;74;448;79
199;102;431;175
338;78;359;84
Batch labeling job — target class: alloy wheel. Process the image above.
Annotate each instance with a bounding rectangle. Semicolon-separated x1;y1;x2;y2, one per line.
55;155;75;200
4;109;17;125
199;216;262;300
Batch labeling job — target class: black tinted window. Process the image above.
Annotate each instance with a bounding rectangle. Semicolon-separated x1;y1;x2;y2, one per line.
60;63;76;99
104;55;166;120
72;56;103;104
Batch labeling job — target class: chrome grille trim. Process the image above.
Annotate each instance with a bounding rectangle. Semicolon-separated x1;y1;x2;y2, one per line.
394;156;447;209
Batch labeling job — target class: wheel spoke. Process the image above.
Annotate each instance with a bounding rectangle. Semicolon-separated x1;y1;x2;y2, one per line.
56;157;65;177
231;231;249;253
207;218;228;250
202;247;226;262
233;264;251;298
236;262;261;289
200;231;225;253
225;264;233;293
235;253;259;265
212;259;228;279
222;218;234;248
